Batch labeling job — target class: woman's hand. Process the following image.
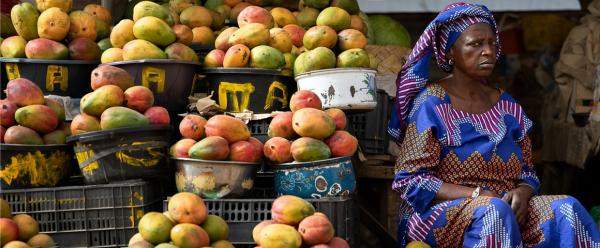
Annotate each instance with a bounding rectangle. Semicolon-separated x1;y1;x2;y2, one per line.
502;185;534;225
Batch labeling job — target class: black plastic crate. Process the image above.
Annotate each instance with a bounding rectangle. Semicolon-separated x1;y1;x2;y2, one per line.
1;179;164;248
347;90;391;154
163;195;355;246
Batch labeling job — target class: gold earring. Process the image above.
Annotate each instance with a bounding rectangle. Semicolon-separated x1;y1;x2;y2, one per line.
449;58;454;65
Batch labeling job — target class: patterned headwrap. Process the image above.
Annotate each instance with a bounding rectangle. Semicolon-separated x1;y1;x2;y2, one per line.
388;2;501;142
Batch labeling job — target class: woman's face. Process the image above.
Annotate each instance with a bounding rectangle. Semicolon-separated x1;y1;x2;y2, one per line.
450;23;497;79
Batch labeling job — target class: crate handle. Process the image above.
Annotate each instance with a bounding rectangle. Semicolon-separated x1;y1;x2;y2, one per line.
76;141;169;170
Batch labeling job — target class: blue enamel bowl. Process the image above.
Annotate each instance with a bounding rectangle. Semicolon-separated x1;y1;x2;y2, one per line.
272;156;356;199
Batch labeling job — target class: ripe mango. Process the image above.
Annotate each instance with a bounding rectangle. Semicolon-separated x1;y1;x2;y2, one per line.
110;19;135;48
316;7;351;32
43;130;66;144
133;1;174;25
3;126;43;145
292;108;335;139
70;113;101;135
214;26;238;51
5;78;45;107
100;106;150;130
69;11;97;41
173;24;193;45
291;137;331;162
44;97;65;122
188;136;230;160
180;6;213;28
210;10;226;30
223;44;250;67
91;65;134;91
25;38;68;60
37;7;70;41
170;0;201;14
204;49;225;67
35;0;72;13
165;42;199;61
11;2;40;41
271;7;297;27
250;45;284;69
228;23;269;49
336;48;370;68
68;37;101;61
269;28;293;53
80;85;124;117
296;7;319;29
303;25;337;50
15;104;59;134
237;6;274;28
337;28;367;51
293;47;336;76
122;39;168;60
84;4;112;24
0;36;26;58
101;48;124;63
191;26;215;45
133;16;176;47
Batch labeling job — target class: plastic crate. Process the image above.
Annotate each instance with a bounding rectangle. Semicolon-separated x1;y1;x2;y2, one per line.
0;179;164;248
163;196;356;246
347;90;391;154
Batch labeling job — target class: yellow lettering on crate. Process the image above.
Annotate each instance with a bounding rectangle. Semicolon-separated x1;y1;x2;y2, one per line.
5;63;20;80
0;151;69;186
142;67;165;93
115;141;164;167
46;65;69;92
75;143;100;176
218;82;255;112
264;81;288;111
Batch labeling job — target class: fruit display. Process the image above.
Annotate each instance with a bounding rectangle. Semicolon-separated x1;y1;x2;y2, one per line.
1;1;110;61
71;65;171;135
252;195;350;248
130;192;234;248
1;78;69;145
0;198;57;248
263;90;358;163
171;114;263;163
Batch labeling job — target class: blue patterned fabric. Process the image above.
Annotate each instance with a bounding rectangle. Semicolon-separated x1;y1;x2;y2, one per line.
388;2;501;142
392;84;600;247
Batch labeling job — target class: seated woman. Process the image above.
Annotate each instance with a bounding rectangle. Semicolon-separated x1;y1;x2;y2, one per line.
388;2;600;247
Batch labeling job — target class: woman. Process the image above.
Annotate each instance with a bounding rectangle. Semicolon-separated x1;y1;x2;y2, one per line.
388;3;600;247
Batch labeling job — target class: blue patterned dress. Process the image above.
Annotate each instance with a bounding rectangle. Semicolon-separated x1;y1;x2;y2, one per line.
393;83;600;248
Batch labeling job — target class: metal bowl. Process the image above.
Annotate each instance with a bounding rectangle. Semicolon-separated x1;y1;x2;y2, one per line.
172;157;259;199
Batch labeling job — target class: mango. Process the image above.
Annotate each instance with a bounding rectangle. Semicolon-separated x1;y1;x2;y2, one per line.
69;37;101;60
37;7;69;41
338;29;367;51
214;5;231;20
298;213;335;245
250;45;284;69
303;25;337;50
271;195;315;225
91;65;133;91
336;48;370;68
204;115;250;143
25;38;68;60
179;114;207;140
214;26;237;51
228;23;269;49
43;130;66;144
3;126;43;145
0;99;18;127
230;2;252;21
271;7;296;27
15;105;59;134
124;86;154;113
180;6;212;28
324;130;358;157
101;48;124;63
69;11;97;41
325;108;347;130
291;137;331;162
165;42;199;61
223;44;250;67
258;224;302;248
133;1;174;25
191;26;215;45
263;137;293;163
97;38;112;52
229;140;262;162
283;24;305;47
94;18;110;41
292;107;335;139
5;78;44;107
144;106;170;125
1;14;17;38
350;15;366;34
70;113;101;135
35;0;72;13
316;7;351;32
133;16;176;47
44;97;65;122
11;3;39;41
269;28;293;53
170;0;200;14
237;6;274;28
204;49;225;67
122;39;168;60
173;24;193;45
290;90;322;112
0;36;26;58
210;11;226;30
293;47;336;76
111;19;135;48
296;7;319;29
81;85;124;116
84;4;112;24
282;52;296;76
100;106;150;130
331;0;359;14
188;136;230;160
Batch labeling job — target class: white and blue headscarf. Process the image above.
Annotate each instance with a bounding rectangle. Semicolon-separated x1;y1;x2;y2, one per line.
388;2;501;142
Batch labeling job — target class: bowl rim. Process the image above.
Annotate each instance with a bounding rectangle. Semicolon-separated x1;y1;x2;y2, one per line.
0;143;72;151
200;67;292;77
171;157;262;166
66;125;172;143
270;156;353;170
0;57;99;64
295;68;377;80
105;59;202;66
